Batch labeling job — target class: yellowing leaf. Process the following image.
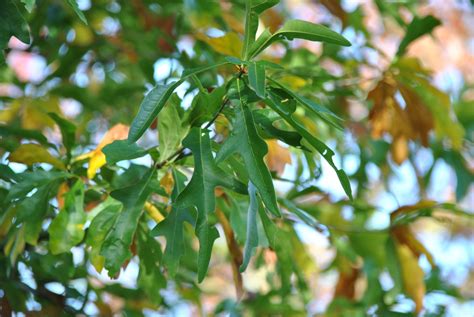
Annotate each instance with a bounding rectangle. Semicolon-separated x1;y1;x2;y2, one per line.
84;124;130;179
0;97;61;130
265;139;291;176
396;244;425;313
159;170;174;196
195;32;242;57
9;143;66;170
73;22;94;46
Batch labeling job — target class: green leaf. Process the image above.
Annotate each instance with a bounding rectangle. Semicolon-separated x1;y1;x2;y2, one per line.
253;110;304;148
103;140;148;164
196;224;219;282
257;199;292;292
137;221;165;303
240;182;259;272
397;15;441;56
242;0;279;60
65;0;88;25
158;94;188;159
0;125;51;147
265;90;353;200
217;79;280;216
248;61;266;98
0;0;30;50
48;180;86;254
186;86;226;127
100;169;154;277
268;79;344;130
86;198;121;272
128;62;229;142
249;19;351;59
48;112;76;159
128;81;183;143
21;0;35;12
174;127;246;281
15;180;61;245
6;170;71;203
152;169;195;277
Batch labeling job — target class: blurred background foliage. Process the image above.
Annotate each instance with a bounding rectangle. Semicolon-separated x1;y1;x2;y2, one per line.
0;0;473;316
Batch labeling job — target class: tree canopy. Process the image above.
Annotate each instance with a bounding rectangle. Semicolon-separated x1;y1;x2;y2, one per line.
0;0;473;316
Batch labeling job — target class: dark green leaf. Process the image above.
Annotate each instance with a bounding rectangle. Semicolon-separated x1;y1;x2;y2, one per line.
128;62;229;142
103;140;148;164
152;169;195;277
101;169;154;277
174;127;246;281
0;0;30;51
250;19;351;58
48;112;76;158
240;182;259;272
248;61;266;98
217;79;279;216
65;0;88;25
397;15;441;56
265;91;353;200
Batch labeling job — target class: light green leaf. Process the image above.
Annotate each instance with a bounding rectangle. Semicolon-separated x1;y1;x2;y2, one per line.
248;61;266;98
103;140;148;164
216;79;280;216
158;94;188;159
240;182;259;272
101;169;154;277
49;180;86;254
249;19;351;59
397;15;441;56
265;91;353;200
21;0;35;13
65;0;88;25
86;199;121;272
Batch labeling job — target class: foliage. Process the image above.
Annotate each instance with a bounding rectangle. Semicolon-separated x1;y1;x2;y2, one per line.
0;0;472;316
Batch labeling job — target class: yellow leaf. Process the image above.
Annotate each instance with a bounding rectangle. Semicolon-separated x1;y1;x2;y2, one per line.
396;244;425;313
85;124;129;179
265;139;291;176
195;32;242;57
22;97;61;130
144;202;165;223
87;151;106;179
9;143;66;170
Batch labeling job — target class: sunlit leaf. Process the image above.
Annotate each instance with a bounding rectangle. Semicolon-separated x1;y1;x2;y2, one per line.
48;180;86;254
8;143;65;170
